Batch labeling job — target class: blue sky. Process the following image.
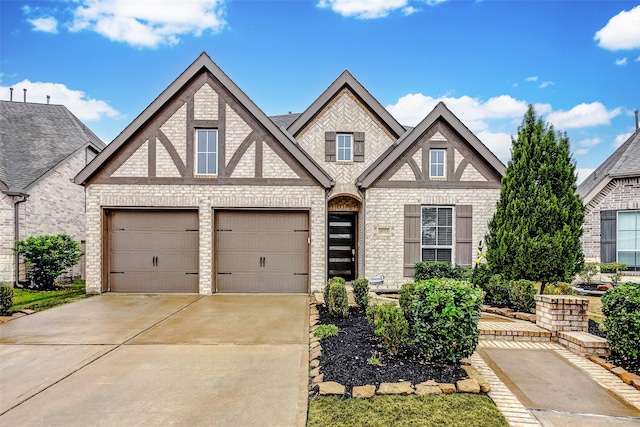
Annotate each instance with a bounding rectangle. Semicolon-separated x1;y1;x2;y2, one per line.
2;0;639;183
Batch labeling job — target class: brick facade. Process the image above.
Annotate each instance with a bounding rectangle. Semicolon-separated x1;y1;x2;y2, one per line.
582;177;640;262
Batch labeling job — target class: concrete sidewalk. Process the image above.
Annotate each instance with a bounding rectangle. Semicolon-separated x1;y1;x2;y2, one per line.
0;294;309;427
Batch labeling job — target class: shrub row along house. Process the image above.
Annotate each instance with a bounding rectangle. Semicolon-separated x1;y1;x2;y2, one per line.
74;52;505;294
0;100;105;285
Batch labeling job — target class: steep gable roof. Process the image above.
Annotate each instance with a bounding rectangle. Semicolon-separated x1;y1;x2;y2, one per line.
357;102;505;188
75;52;333;188
286;71;406;139
0;100;105;193
577;130;640;202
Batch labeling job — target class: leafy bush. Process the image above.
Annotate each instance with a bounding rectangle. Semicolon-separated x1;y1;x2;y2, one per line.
471;263;491;288
0;286;13;315
325;279;349;318
508;280;536;313
600;262;627;274
412;278;483;364
414;261;468;281
314;324;338;338
323;277;343;308
399;282;417;323
366;303;408;355
14;234;82;290
602;282;640;362
544;282;576;295
484;274;509;306
578;262;599;285
352;278;370;309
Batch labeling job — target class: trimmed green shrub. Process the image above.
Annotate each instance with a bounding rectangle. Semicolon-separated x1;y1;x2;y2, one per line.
352;278;370;309
399;282;417;323
314;324;338;338
366;303;408;355
578;262;599;285
544;282;577;296
600;262;627;274
508;280;536;313
471;263;491;292
0;286;13;315
412;278;483;364
484;274;509;306
323;277;343;308
602;282;640;362
415;261;468;281
325;280;349;318
15;234;83;290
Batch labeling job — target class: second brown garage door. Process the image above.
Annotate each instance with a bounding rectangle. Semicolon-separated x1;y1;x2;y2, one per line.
215;211;309;293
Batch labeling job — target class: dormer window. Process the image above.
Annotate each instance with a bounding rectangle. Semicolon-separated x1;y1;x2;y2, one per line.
337;134;353;162
430;149;446;178
196;129;218;175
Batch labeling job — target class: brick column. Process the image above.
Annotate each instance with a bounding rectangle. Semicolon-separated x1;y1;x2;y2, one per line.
535;295;589;335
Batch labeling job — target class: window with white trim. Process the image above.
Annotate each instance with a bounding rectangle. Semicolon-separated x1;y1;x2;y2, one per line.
196;129;218;175
618;211;640;271
421;206;453;262
337;133;353;162
430;149;445;178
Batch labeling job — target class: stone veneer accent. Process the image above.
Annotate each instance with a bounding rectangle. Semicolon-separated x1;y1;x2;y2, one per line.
582;177;640;262
534;295;589;335
364;187;500;289
84;184;326;294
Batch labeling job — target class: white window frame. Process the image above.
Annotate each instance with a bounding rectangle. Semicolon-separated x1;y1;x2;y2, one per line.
429;149;446;178
420;206;454;263
617;210;640;271
337;133;353;162
196;129;218;175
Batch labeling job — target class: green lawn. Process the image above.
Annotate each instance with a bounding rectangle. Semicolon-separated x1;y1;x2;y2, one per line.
11;281;91;313
307;394;509;427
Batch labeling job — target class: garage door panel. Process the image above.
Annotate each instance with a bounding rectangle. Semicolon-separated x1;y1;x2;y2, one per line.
217;272;308;293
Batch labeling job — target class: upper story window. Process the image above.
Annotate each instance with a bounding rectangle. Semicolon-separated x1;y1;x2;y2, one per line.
337;133;353;162
430;149;445;178
196;129;218;175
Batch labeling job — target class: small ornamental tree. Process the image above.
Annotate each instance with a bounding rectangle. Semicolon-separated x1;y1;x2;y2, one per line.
14;234;82;290
485;105;584;291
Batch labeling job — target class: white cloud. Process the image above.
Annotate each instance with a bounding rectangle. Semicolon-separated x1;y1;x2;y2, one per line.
614;132;633;147
317;0;408;19
615;57;628;65
576;137;602;148
636;55;640;62
68;0;226;48
594;5;640;50
28;16;59;33
476;131;512;162
538;81;554;88
546;102;621;129
525;76;538;82
577;168;595;184
403;6;419;15
386;93;528;131
0;80;119;122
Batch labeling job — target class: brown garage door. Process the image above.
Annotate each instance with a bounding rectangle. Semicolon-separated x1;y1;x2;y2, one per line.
107;210;199;293
215;211;309;293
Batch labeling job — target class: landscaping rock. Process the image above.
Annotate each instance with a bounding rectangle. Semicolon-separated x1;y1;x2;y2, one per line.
527;314;537;323
310;359;319;369
377;382;414;395
311;374;324;386
460;358;472;366
310;318;319;327
597;284;613;291
318;381;345;396
515;312;531;321
587;355;616;370
456;378;480;394
19;309;35;315
415;385;442;395
310;336;320;343
419;380;439;386
462;365;491;393
352;385;376;399
309;341;320;349
611;367;627;376
632;379;640;391
309;367;320;377
619;372;640;385
309;347;322;361
439;383;456;394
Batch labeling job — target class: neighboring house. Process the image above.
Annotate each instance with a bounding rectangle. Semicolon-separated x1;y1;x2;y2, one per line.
75;52;504;294
0;100;105;285
577;125;640;272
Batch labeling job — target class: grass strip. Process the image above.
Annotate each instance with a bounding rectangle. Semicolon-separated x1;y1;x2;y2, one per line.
11;281;91;312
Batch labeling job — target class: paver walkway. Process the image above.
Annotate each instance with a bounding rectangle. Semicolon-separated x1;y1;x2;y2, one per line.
475;316;640;426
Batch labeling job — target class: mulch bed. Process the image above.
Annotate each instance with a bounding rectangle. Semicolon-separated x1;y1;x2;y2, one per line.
317;306;467;394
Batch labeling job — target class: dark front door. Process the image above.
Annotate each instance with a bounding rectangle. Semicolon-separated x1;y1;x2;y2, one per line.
328;213;356;281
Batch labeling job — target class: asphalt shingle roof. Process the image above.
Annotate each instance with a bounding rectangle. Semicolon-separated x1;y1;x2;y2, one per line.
269;113;301;128
577;130;640;200
0;101;105;191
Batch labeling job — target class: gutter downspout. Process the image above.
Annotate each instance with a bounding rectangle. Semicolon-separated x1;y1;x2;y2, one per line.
13;194;29;286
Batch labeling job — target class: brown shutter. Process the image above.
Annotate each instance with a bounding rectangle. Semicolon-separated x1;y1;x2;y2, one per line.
455;205;473;267
404;205;421;277
325;132;336;162
354;132;365;162
600;210;617;263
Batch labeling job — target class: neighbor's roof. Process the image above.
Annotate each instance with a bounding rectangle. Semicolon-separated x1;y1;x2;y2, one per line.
0;100;105;192
270;113;301;128
577;130;640;202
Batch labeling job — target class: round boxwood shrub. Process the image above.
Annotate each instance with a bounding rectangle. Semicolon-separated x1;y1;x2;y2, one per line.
508;279;536;313
366;303;408;355
602;282;640;363
399;282;417;324
412;278;483;364
352;278;370;309
324;279;349;318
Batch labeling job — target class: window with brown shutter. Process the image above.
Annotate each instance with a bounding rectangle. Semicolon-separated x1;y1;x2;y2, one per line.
354;132;365;162
455;205;473;267
404;205;421;277
325;132;336;162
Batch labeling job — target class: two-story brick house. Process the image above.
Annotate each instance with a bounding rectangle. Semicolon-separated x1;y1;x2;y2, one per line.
75;52;504;294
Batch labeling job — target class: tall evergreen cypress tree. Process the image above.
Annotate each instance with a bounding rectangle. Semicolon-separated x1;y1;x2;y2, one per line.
485;105;584;287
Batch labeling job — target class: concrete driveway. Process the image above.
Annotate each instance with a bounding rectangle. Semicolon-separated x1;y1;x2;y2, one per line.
0;294;309;426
